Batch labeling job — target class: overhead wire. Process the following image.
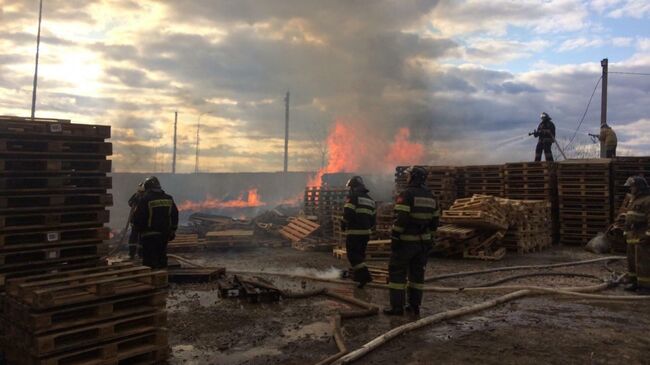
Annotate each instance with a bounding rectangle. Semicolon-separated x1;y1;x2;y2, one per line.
564;75;602;150
608;71;650;76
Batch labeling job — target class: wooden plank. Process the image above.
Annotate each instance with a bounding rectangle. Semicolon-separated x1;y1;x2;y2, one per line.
0;243;107;267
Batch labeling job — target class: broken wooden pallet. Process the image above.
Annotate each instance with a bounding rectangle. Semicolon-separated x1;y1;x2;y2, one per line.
279;217;320;242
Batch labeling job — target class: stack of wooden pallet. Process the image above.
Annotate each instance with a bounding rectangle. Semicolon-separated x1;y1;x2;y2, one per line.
612;157;650;211
504;162;558;241
497;198;552;253
395;166;458;210
0;117;111;289
373;202;394;240
461;165;504;198
557;159;612;245
303;187;347;239
442;195;508;230
439;195;508;259
1;263;168;364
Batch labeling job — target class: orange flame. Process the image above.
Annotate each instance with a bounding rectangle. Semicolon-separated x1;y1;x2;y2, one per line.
308;120;425;187
178;188;265;212
386;128;425;166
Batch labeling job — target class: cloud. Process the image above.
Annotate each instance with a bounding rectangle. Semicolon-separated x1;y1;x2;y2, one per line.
0;0;648;173
429;0;589;36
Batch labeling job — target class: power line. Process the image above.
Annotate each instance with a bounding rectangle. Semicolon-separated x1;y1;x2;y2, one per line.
609;71;650;76
564;75;602;150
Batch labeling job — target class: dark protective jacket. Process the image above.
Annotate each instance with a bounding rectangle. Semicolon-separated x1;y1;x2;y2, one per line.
342;188;376;235
391;183;440;242
133;189;179;237
536;119;556;144
624;190;650;245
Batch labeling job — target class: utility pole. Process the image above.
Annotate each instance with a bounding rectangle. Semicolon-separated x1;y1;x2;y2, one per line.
284;91;290;173
600;58;608;158
31;0;44;119
172;112;178;174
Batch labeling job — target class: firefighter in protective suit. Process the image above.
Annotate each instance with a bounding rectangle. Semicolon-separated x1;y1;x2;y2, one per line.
385;166;440;316
623;176;650;292
533;112;556;162
132;176;179;269
127;182;145;259
341;176;376;288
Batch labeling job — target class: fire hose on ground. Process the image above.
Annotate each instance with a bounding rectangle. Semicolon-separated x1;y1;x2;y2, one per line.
167;254;649;365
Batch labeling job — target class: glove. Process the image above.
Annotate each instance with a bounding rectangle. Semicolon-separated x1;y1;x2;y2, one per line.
390;237;400;251
340;221;347;232
169;231;176;241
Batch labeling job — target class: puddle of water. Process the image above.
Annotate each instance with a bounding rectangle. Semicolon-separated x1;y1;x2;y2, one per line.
282;320;331;341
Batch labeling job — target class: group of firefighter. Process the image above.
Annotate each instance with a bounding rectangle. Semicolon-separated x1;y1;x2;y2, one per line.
125;112;647;318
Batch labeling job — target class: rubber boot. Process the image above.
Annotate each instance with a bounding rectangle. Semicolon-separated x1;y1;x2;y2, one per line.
383;288;405;315
355;266;373;289
406;287;422;317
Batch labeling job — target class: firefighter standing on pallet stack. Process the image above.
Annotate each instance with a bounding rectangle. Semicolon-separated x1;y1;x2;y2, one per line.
342;176;376;288
599;123;618;158
132;176;179;269
532;112;556;162
385;166;440;316
623;176;650;293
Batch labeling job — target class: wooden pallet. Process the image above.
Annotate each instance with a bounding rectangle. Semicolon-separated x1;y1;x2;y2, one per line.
0;193;113;212
463;246;506;261
279;217;320;242
0;116;111;140
0;210;109;231
436;224;477;240
0;176;112;192
4;290;166;333
5;330;167;365
0;258;104;289
10;311;166;356
7;265;167;310
442;210;508;230
0;226;109;250
0;139;112;155
0;159;111;174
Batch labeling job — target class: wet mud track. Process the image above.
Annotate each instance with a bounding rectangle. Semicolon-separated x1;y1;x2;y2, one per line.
166;247;650;364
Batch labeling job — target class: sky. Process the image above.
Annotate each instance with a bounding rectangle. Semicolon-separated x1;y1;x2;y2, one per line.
0;0;649;173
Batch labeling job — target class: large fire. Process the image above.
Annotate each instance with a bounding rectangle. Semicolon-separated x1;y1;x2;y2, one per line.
178;188;265;212
308;120;426;187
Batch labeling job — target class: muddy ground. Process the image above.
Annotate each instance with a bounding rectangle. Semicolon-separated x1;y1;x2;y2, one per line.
165;246;650;365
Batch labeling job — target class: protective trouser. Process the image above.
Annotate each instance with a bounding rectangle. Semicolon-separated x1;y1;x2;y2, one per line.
606;147;616;158
128;226;139;259
388;242;429;310
140;233;169;269
534;141;554;162
346;235;372;283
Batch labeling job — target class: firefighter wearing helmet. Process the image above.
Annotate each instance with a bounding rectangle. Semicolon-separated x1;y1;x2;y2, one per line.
385;166;440;316
132;176;179;269
623;176;650;293
342;176;376;288
533;112;556;162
